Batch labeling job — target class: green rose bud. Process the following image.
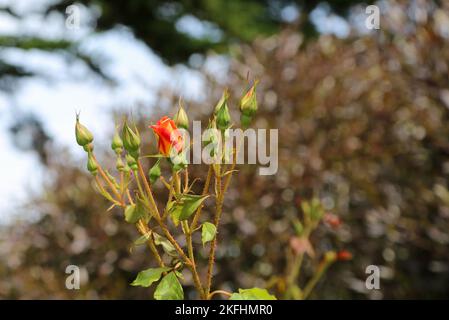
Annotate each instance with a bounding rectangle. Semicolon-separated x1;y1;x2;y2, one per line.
111;128;123;154
174;100;189;130
126;154;138;171
239;81;258;117
215;90;231;130
75;114;93;147
203;119;220;157
214;89;229;114
122;121;140;155
239;81;258;128
87;152;98;175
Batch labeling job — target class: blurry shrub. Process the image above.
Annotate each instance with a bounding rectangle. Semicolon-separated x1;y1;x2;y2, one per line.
1;0;449;299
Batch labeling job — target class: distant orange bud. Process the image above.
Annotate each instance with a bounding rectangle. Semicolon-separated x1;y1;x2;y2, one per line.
324;213;342;229
337;250;352;261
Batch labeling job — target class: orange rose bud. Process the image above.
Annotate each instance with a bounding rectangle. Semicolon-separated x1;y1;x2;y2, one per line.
150;116;184;157
324;213;342;229
337;250;352;261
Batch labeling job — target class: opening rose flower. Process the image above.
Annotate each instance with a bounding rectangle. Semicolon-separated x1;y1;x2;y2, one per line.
150;116;184;157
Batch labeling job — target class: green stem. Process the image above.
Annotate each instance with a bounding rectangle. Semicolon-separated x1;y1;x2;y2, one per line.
302;261;333;299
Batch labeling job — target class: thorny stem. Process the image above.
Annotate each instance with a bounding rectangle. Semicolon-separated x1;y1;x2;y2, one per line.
133;167;204;298
162;177;175;220
302;260;334;299
191;165;213;230
173;170;181;194
93;161;166;275
159;176;172;191
206;145;238;298
126;189;134;205
93;155;124;206
137;221;165;268
206;169;222;297
91;153;208;298
183;220;206;299
94;175;119;206
137;160;161;219
119;171;124;195
176;167;206;299
284;226;315;299
134;161;192;268
184;166;189;192
284;253;304;299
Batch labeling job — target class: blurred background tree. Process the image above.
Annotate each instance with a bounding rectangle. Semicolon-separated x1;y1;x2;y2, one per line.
1;0;449;299
1;0;373;87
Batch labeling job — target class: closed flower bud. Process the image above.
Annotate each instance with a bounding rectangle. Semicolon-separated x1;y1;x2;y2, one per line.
75;115;93;147
239;81;258;117
203;119;220;157
87;153;98;175
215;90;231;130
174;100;189;130
125;155;136;170
239;81;258;128
214;89;229;113
150;116;184;157
126;154;138;171
324;213;342;229
337;250;352;261
111;128;123;153
122;121;141;155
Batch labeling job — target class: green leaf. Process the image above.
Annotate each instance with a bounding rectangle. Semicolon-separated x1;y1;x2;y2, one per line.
129;231;152;253
124;197;149;224
124;204;138;223
153;233;177;257
131;267;171;287
154;272;184;300
167;200;182;226
134;231;152;246
201;222;217;245
170;194;209;221
229;288;277;300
